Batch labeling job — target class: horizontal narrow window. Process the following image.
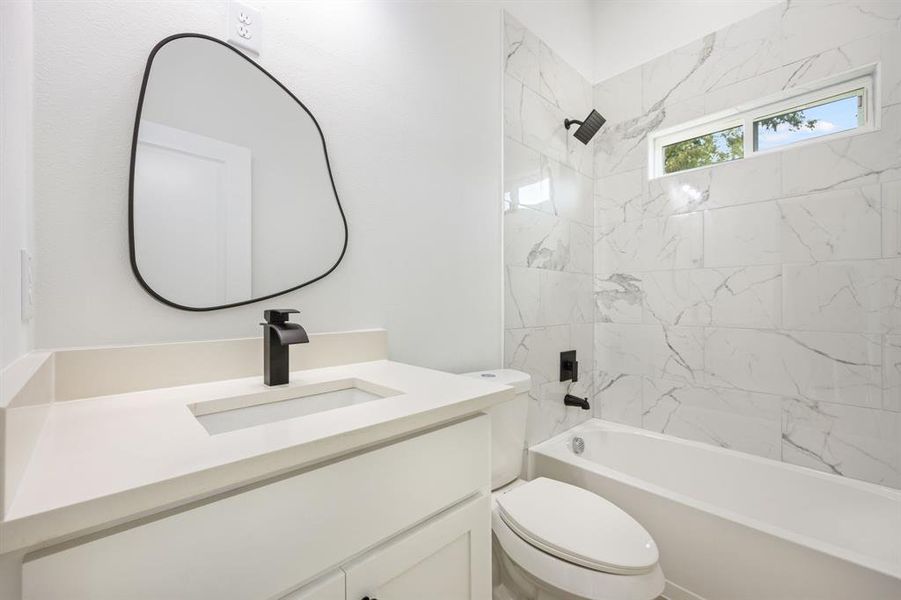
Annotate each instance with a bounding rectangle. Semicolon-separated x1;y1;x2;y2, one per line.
648;67;876;178
753;89;864;152
663;125;743;175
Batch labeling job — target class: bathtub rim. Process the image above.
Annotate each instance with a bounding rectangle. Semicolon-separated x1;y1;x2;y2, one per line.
528;418;901;582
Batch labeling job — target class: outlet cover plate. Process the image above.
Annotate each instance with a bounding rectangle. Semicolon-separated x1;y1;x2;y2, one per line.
227;1;261;55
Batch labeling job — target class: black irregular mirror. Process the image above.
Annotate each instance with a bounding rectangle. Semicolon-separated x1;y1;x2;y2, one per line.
129;34;347;311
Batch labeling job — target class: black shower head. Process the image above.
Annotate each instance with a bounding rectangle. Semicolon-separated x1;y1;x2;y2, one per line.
564;109;606;144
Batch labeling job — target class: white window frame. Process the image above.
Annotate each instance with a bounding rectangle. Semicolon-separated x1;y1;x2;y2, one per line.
648;64;880;179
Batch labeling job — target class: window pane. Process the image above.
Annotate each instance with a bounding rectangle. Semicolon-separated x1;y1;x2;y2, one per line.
754;90;863;151
663;125;744;175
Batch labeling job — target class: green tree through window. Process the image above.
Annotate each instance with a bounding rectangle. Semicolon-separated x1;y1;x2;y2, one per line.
663;112;819;174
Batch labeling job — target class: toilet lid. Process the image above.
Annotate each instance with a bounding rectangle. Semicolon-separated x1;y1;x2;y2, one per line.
495;478;659;575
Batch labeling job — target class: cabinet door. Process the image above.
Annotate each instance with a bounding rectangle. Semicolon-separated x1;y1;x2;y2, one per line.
344;495;490;600
281;571;344;600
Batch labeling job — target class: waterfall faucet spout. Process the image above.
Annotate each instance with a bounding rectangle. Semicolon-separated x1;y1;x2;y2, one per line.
261;309;309;386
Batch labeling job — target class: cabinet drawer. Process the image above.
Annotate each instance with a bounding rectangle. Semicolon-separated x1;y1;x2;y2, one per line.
23;415;490;600
344;495;491;600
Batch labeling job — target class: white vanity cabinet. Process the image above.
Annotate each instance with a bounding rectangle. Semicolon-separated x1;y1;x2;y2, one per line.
22;416;491;600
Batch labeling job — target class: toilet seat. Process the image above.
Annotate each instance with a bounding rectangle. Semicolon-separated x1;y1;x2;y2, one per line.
495;478;659;576
492;507;665;600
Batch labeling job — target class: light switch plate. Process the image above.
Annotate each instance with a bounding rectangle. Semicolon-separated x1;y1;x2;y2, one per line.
20;249;34;322
227;1;261;55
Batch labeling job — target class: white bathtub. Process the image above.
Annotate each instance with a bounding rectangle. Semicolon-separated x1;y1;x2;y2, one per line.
529;419;901;600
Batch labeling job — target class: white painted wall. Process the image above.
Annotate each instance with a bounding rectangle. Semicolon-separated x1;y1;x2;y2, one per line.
31;0;506;373
0;0;35;370
592;0;779;83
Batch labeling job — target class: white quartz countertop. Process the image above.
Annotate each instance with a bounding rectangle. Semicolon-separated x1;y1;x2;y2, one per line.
0;360;512;553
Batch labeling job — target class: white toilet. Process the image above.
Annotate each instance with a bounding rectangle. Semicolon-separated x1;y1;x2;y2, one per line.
464;369;664;600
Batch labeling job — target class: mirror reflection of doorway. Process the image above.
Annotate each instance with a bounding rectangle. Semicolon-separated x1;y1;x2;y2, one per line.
134;121;252;307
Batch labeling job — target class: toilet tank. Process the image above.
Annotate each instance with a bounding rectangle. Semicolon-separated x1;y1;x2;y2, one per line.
463;370;531;490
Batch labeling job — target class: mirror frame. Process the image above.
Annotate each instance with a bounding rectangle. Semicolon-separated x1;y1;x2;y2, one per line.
128;33;348;311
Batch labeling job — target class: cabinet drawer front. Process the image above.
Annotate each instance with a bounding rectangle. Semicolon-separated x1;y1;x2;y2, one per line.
281;570;344;600
344;495;491;600
23;416;490;600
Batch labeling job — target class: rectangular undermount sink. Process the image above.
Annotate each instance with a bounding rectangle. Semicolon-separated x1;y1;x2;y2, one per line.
189;378;401;435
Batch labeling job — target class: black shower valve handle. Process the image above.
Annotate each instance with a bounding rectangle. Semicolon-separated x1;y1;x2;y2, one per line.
560;350;578;383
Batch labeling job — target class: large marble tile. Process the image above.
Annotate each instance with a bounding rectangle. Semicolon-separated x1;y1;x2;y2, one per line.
686;23;900;122
641;35;711;110
593;107;663;178
642;378;782;459
570;222;593;274
571;322;594;396
505;266;538;329
594;371;643;426
505;266;592;329
595;323;646;377
642;7;783;111
503;12;540;90
596;168;646;228
645;324;706;384
705;328;883;409
505;140;593;227
537;270;593;326
885;335;901;412
594;272;643;324
704;202;782;267
504;138;543;212
777;28;901;109
548;159;594;227
504;74;524;142
782;398;901;489
595;212;703;273
505;179;590;274
645;153;781;220
780;0;901;66
594;66;643;125
643;266;781;328
505;209;571;272
596;323;705;385
538;40;591;123
884;180;901;258
779;186;882;262
520;84;568;164
504;324;571;390
781;104;901;196
782;259;901;334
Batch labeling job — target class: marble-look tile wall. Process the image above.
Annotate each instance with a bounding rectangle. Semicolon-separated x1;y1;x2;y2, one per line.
503;13;595;446
592;1;901;488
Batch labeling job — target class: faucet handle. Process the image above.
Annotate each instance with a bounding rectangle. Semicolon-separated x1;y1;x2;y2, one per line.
263;309;300;325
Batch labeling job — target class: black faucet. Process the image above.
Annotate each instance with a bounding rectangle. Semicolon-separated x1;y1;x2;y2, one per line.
260;309;309;386
564;394;590;410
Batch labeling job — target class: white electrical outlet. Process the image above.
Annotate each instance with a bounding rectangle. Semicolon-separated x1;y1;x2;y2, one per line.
227;1;261;55
20;249;34;322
